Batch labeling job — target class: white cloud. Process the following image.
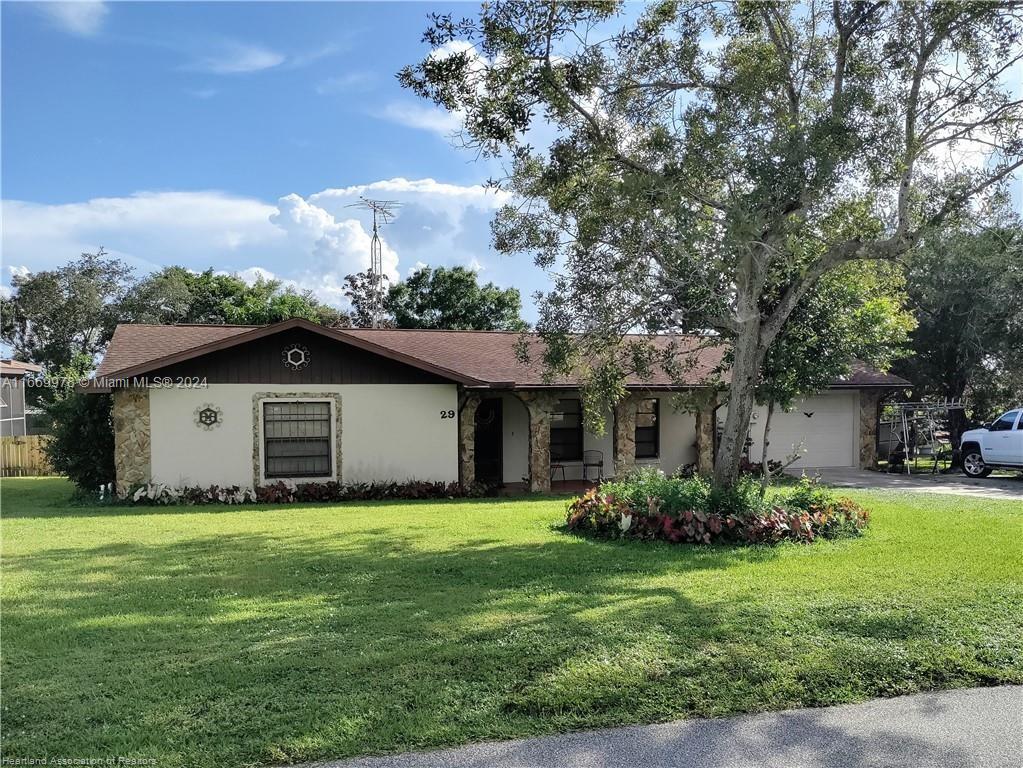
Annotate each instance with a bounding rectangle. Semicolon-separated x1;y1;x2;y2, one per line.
231;266;278;285
288;43;344;70
310;177;510;213
0;179;539;314
191;42;285;74
315;72;374;95
8;265;31;280
376;102;463;137
37;1;108;37
186;87;219;100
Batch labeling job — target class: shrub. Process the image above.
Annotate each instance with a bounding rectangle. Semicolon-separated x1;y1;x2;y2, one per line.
600;466;711;516
737;457;784;476
122;478;493;506
566;471;869;546
43;392;115;492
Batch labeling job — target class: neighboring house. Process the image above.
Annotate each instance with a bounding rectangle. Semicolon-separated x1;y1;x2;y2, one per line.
89;318;908;496
1;360;42;437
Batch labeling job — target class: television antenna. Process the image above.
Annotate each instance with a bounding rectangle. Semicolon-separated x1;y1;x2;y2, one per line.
345;197;401;327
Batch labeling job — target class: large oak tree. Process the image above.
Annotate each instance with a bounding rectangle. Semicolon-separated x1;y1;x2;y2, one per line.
401;0;1023;484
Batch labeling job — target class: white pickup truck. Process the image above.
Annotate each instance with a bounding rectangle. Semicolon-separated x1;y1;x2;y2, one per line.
960;408;1023;477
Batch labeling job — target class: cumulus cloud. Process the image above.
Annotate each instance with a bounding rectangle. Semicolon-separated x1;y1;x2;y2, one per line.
37;1;108;37
269;193;399;303
0;179;534;313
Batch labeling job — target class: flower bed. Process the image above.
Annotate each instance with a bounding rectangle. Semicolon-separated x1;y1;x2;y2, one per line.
566;468;868;545
126;479;491;506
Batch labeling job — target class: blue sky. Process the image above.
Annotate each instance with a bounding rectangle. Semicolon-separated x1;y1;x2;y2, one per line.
1;1;546;315
2;2;1019;322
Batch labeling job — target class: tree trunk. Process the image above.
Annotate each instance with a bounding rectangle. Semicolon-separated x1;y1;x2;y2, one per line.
759;399;776;498
714;321;762;486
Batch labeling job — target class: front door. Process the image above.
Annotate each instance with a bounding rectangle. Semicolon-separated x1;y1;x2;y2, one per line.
474;398;503;485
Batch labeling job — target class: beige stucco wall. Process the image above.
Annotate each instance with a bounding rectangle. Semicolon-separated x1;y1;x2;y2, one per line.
644;395;698;475
148;383;459;488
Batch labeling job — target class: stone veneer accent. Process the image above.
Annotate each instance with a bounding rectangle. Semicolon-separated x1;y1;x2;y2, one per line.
252;392;343;487
458;394;482;488
613;395;640;478
516;391;561;493
113;388;151;497
694;402;717;475
859;389;883;469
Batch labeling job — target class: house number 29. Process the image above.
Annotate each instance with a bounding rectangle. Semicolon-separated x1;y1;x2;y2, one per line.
440;409;456;419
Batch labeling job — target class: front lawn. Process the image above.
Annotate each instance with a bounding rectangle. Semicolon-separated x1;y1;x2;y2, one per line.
2;478;1021;767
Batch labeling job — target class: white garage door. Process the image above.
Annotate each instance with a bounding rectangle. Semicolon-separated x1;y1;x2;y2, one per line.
749;392;857;468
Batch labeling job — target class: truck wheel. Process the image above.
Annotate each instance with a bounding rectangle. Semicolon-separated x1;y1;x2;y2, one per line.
962;449;992;478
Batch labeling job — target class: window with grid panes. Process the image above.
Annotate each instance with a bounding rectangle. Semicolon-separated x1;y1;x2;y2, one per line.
263;401;332;478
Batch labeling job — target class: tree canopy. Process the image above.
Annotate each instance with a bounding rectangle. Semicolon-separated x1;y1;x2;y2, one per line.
0;249;132;370
402;0;1023;484
2;261;344;373
758;263;914;412
386;265;526;330
123;267;343;327
892;216;1023;436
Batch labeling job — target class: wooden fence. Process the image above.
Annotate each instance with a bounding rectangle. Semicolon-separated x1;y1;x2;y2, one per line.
0;435;56;477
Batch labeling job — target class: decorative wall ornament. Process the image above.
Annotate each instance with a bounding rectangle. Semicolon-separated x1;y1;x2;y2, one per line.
282;344;311;371
194;404;224;430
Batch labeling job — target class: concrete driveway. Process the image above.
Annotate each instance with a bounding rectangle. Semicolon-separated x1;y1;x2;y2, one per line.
790;466;1023;501
310;686;1022;768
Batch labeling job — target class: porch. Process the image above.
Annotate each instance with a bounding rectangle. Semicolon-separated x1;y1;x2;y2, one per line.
458;389;717;493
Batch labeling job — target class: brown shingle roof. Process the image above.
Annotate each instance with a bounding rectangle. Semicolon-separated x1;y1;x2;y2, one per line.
343;328;727;388
0;359;43;376
94;320;910;390
96;324;256;378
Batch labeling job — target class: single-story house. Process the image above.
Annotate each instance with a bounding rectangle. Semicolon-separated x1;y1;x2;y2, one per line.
90;318;908;496
1;360;43;437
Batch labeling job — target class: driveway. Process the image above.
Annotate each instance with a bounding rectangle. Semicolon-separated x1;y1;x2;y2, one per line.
307;686;1022;768
791;466;1023;501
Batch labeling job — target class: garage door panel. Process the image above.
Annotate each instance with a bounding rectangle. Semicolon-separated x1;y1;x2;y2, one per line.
752;394;856;468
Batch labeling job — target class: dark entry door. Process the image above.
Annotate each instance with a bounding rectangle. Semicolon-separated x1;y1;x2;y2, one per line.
474;398;503;485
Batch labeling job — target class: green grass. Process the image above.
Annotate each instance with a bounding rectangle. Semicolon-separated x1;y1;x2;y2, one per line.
2;478;1021;767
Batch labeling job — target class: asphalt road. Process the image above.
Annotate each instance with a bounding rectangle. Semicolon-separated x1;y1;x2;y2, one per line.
308;686;1023;768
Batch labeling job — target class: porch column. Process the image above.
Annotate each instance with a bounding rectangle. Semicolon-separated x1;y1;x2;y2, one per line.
112;387;151;498
613;395;639;478
859;389;883;469
694;398;716;475
458;393;482;489
518;391;558;493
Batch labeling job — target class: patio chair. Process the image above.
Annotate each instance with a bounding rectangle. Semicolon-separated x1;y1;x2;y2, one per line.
582;450;604;482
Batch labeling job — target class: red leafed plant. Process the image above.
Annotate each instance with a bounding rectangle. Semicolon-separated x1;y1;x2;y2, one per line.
565;473;869;546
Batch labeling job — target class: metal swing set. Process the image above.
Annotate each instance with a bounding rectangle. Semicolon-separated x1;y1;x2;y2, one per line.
879;400;966;474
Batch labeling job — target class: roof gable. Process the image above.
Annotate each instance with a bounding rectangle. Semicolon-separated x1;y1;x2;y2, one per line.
95;319;483;386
